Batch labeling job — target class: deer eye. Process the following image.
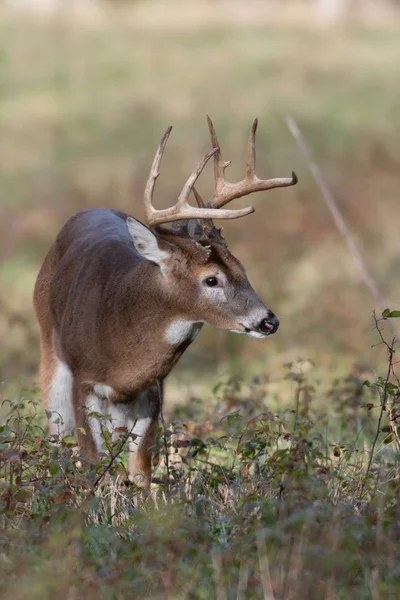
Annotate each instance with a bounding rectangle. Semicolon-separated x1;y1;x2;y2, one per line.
205;276;219;287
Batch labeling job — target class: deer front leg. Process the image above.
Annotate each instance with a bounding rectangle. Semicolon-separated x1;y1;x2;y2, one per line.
73;382;101;464
129;419;158;489
46;354;76;437
127;383;162;489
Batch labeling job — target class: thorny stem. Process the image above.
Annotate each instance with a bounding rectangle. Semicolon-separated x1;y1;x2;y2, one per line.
373;313;400;457
359;312;399;500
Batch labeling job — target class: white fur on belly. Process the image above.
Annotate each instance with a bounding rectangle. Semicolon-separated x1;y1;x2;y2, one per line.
164;320;202;345
49;360;75;435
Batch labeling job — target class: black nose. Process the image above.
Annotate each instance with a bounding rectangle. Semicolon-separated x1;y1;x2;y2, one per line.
258;313;280;335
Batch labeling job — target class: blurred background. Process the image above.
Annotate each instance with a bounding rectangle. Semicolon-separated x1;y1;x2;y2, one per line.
0;0;399;397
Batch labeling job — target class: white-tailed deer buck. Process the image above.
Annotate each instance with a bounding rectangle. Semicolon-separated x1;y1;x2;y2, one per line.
34;117;297;488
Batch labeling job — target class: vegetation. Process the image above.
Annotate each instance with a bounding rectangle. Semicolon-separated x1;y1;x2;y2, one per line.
1;313;400;599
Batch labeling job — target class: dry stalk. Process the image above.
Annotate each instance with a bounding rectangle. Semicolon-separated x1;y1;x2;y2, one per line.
286;116;396;338
373;313;400;458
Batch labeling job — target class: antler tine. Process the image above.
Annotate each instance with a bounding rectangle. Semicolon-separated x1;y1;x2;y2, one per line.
206;118;298;210
177;147;219;209
143;129;255;228
246;118;258;181
143;126;173;223
207;115;231;192
192;187;206;209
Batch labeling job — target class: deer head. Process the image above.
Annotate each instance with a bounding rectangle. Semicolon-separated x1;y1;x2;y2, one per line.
126;116;297;339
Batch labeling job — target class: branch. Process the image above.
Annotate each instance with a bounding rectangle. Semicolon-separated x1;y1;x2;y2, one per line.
359;312;399;500
286;116;396;338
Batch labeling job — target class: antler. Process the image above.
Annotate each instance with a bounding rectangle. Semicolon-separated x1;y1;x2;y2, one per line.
205;115;298;210
143;126;254;228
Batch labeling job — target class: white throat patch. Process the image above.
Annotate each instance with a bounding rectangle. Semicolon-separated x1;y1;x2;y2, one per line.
164;320;202;345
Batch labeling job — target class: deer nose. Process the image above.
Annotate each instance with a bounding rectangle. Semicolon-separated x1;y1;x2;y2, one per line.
258;312;279;335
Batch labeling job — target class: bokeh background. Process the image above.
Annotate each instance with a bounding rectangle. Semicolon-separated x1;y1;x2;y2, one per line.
1;0;399;396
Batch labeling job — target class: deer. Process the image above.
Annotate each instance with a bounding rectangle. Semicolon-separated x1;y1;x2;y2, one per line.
33;116;297;488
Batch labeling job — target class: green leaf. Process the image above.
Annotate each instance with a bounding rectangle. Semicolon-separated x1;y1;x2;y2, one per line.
61;435;77;447
382;309;400;318
224;410;241;426
100;427;112;444
88;411;103;420
49;462;59;475
14;488;33;502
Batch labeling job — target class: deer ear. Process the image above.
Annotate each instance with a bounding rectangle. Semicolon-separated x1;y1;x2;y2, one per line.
126;218;171;266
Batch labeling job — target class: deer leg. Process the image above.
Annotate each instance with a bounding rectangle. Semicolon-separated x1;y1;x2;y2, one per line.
46;348;75;437
127;383;162;489
129;419;158;489
39;335;55;410
73;383;100;464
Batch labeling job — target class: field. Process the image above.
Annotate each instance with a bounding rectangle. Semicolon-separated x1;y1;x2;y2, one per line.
1;2;400;598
